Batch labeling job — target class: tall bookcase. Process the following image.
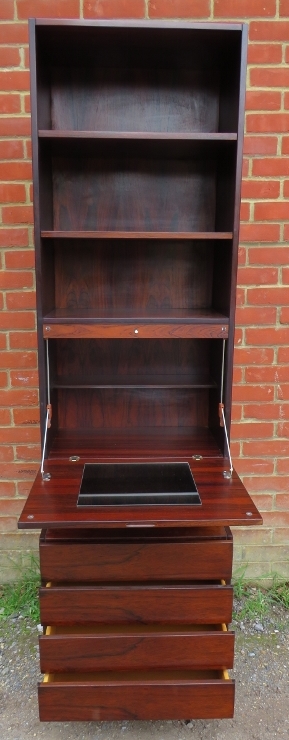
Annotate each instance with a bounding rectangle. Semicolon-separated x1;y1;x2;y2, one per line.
19;19;262;722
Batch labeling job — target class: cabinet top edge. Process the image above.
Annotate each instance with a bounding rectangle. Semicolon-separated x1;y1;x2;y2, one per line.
31;19;245;32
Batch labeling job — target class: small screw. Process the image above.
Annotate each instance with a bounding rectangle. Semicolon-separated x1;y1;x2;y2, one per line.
134;329;139;334
27;515;34;519
45;326;51;332
221;327;227;332
246;511;253;517
69;455;80;462
192;455;203;461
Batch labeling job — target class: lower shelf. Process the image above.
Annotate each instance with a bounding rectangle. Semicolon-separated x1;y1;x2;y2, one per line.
39;669;234;721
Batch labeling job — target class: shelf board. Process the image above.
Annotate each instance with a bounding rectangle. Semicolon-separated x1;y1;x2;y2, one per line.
41;231;233;240
42;309;229;339
52;373;217;390
39;130;237;141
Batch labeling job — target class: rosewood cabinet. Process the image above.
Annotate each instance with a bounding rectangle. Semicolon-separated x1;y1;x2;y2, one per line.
19;19;262;722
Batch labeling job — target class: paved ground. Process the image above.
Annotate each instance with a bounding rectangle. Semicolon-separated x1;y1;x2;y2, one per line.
0;609;288;740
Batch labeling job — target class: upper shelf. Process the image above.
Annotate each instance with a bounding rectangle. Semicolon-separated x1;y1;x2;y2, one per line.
41;231;233;240
39;130;237;141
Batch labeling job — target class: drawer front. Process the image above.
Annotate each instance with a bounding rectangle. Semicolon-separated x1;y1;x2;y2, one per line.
38;673;235;721
39;629;234;672
39;583;233;625
40;540;232;582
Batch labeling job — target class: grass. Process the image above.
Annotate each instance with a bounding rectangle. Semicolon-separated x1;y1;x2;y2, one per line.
233;567;289;621
0;556;40;623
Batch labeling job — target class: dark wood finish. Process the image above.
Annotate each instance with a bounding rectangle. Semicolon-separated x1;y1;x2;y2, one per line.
39;582;233;625
19;457;262;529
39;625;234;672
19;19;256;723
38;671;235;721
39;538;233;583
41;231;233;239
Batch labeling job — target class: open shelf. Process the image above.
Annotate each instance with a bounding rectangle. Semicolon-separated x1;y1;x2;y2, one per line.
41;231;233;240
39;130;238;141
51;373;217;390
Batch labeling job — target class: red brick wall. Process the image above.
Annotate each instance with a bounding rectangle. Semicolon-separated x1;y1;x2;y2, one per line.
0;1;288;580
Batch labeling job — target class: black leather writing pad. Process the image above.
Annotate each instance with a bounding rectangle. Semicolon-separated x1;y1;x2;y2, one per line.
77;462;201;507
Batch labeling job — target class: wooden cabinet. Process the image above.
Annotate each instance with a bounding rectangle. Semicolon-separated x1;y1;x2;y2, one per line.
19;19;262;721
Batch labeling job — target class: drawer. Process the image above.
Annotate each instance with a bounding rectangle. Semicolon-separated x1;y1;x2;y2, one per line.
39;623;234;672
40;532;232;582
38;669;234;721
39;582;233;625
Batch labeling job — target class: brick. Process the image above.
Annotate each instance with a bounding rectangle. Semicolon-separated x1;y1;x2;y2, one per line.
13;408;40;425
246;327;289;345
282;137;289;155
0;409;11;425
243;399;289;421
233;527;272;545
262;512;289;527
0;183;26;203
0;117;31;136
277;458;289;474
0;352;36;370
0;70;30;91
233;347;274;365
278;420;289;435
0;461;38;478
277;386;289;401
245;367;289;383
0;228;28;247
237;266;278;285
241;179;279;199
17;0;80;18
15;445;41;460
234;458;274;475
0;428;39;445
247;287;289;305
254;202;289;221
244;476;289;493
246;494;273;512
0;335;7;351
148;0;209;16
240;202;250;221
232;385;274;402
0;311;35;331
0;162;32;180
9;331;37;349
0;271;33;290
278;346;289;362
280;307;289;323
0;446;13;462
83;0;146;16
0;1;14;19
247;112;289;133
5;250;35;269
245;90;281;111
6;292;36;310
24;94;30;113
243;439;289;456
250;21;289;41
0;500;25;517
0;47;20;67
10;369;39;386
2;205;34;225
0;482;16;498
17;481;36;497
0;93;21;114
242;159;249;177
0;140;24;159
243;135;277;155
247;43;282;64
272;527;289;544
281;0;289;16
282;266;289;282
231;404;242;421
240;223;280;241
0;372;8;387
0;25;28;44
253;157;289;176
235;306;276;325
248;246;289;265
214;0;276;16
231;422;274;438
0;388;38;408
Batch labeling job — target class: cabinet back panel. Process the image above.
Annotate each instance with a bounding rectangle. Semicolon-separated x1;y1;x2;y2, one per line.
54;241;213;311
51;68;219;133
52;159;216;232
57;388;208;430
54;339;211;384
